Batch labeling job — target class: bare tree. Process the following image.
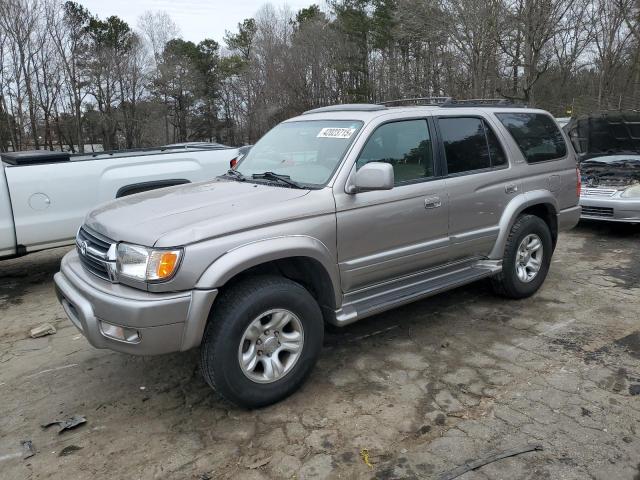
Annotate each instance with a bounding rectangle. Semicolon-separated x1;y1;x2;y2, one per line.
446;0;502;98
0;0;44;149
138;10;180;143
498;0;579;103
620;0;640;103
591;0;633;107
49;0;91;152
137;10;181;67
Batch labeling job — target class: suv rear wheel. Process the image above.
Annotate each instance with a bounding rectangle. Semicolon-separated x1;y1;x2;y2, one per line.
200;275;324;408
491;214;553;299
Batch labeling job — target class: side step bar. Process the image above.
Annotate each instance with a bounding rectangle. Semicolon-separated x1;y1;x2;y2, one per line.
331;259;502;326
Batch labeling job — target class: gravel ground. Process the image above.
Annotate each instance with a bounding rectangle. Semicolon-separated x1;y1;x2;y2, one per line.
1;221;639;480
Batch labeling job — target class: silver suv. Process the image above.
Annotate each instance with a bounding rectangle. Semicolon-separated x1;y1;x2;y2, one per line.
54;100;581;408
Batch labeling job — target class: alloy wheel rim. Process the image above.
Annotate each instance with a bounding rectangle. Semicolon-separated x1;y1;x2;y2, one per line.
238;309;304;384
515;233;543;283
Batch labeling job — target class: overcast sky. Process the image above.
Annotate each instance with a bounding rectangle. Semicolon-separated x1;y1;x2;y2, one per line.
76;0;317;45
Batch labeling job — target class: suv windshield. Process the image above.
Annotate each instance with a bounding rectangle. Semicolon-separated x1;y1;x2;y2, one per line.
235;120;363;188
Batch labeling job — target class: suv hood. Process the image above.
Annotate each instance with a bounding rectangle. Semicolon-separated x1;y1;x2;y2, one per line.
85;178;313;246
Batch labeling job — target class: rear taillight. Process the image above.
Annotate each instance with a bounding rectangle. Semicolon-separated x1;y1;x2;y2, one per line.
576;166;581;197
230;157;238;169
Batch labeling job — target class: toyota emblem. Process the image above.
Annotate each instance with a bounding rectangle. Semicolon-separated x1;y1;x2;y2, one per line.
80;240;88;256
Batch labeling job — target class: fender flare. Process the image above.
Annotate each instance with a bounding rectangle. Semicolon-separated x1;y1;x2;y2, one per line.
195;235;342;307
488;190;559;259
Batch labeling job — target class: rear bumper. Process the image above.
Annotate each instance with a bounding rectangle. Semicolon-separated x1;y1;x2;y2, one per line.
54;251;217;355
557;205;582;231
579;196;640;223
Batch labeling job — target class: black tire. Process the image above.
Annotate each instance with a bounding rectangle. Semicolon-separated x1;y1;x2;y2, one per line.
200;275;324;408
491;214;553;299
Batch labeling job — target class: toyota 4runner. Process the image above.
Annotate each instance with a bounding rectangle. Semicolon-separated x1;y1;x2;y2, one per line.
54;99;581;408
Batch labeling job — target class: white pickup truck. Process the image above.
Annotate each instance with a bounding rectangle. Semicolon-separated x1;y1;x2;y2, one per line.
0;145;245;259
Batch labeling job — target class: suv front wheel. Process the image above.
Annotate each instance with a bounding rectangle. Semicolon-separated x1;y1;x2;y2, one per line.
491;214;553;299
200;275;324;408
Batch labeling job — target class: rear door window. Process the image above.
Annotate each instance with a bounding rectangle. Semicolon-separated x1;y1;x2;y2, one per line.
438;117;507;174
496;113;567;162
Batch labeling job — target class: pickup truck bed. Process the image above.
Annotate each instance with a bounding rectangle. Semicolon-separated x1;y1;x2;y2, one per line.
0;145;241;259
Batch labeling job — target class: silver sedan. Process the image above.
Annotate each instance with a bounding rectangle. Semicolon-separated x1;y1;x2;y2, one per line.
580;155;640;223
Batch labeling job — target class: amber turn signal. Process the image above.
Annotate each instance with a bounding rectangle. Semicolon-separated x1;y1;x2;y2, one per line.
156;252;179;279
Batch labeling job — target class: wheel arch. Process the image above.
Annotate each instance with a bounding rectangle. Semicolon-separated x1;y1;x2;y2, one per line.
520;203;558;249
196;236;341;320
489;191;559;259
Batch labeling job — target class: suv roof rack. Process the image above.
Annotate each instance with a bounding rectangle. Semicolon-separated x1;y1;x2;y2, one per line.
302;98;527;116
379;97;451;107
440;98;525;108
302;104;386;115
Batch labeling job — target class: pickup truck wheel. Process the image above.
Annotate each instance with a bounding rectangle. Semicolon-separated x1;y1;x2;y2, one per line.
491;214;553;299
200;275;323;408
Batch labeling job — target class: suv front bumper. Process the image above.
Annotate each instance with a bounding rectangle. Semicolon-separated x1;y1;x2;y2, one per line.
54;251;217;355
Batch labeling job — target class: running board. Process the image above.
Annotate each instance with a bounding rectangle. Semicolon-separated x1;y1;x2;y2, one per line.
331;259;502;326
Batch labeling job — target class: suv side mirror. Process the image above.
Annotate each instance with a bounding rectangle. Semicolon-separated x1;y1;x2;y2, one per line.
349;162;394;193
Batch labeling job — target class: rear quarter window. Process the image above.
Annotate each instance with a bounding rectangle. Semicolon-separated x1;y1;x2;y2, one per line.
496;113;567;163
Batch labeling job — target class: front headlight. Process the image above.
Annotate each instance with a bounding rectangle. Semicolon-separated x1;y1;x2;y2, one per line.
116;243;182;282
621;185;640;198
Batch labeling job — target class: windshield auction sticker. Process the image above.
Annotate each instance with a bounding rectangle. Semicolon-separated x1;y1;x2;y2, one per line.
317;127;356;139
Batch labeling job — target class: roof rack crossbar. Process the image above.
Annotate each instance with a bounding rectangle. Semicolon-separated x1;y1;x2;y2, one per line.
302;97;528;116
441;98;525;108
378;97;452;107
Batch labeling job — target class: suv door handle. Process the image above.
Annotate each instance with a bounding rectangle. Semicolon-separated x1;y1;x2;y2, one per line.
424;196;442;209
505;183;518;194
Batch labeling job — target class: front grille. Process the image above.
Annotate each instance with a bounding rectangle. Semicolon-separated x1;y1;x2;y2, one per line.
581;206;614;217
581;187;617;197
76;227;115;281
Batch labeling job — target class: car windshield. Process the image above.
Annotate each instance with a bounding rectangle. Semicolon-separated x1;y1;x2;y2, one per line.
235;120;363;188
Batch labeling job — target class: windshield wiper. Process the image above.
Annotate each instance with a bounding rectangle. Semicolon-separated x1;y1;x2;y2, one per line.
221;169;246;181
251;171;305;189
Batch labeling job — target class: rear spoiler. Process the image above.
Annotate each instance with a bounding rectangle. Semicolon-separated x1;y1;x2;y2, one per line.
1;150;70;166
